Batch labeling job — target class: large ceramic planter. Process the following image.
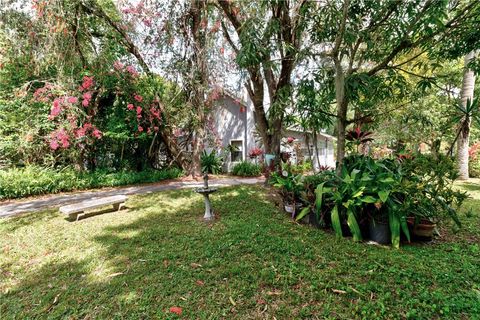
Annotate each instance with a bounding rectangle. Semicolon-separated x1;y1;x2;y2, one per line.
407;217;436;238
368;220;391;245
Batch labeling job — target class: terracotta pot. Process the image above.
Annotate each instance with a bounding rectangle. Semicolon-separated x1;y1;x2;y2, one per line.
407;217;436;238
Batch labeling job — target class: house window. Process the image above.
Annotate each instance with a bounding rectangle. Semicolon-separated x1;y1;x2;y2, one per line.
230;140;243;162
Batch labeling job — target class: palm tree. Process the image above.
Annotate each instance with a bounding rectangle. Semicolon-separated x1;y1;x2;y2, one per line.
456;51;477;180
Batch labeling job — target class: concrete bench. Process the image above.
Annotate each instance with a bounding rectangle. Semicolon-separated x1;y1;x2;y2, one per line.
60;195;127;221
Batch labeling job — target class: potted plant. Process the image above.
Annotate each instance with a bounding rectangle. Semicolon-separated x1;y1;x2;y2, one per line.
295;170;337;227
400;154;468;239
270;171;303;218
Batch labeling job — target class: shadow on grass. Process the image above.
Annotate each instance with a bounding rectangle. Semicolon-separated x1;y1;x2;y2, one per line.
1;185;282;318
2;185;479;319
457;182;480;192
1;209;59;232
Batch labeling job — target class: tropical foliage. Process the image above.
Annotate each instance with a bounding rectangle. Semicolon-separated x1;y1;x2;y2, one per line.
231;161;261;177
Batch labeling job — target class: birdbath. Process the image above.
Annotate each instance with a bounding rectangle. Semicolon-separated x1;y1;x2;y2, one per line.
195;173;218;221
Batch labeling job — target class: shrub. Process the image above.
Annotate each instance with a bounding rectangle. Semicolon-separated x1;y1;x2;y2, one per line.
200;150;223;174
0;166;183;199
293;154;467;248
469;142;480;177
290;160;313;174
470;159;480;178
231;161;262;177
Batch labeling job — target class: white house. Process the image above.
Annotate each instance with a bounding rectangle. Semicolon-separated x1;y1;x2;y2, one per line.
210;89;336;171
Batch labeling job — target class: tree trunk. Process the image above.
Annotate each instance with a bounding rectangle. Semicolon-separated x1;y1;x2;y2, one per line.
191;117;205;177
159;127;190;170
313;130;321;171
457;51;476;180
334;62;348;174
304;133;314;171
187;0;209;178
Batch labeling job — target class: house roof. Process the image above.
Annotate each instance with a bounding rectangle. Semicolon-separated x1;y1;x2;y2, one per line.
219;87;248;107
216;86;336;142
284;127;337;141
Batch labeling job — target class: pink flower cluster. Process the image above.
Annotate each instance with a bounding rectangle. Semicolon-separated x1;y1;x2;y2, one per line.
113;60;124;71
126;65;139;77
48;97;64;120
113;60;139;77
49;128;70;150
80;76;94;91
74;123;102;139
82;92;92;107
136;106;143;118
469;142;480;160
49;123;102;150
33;83;53;102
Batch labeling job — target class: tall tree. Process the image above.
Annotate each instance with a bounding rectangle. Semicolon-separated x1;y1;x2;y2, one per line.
217;0;310;158
456;51;477;179
309;0;479;171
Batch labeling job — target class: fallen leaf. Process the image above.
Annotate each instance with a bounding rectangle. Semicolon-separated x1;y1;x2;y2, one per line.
169;306;182;315
106;272;124;278
229;296;236;306
348;287;363;295
257;298;266;305
196;280;205;286
266;290;282;296
190;263;202;269
332;289;347;294
44;293;60;313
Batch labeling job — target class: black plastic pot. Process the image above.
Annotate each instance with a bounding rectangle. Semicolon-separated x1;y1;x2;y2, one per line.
309;210;320;228
368;220;391;244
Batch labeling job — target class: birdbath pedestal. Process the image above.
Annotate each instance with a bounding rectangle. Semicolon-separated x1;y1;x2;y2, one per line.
195;174;218;221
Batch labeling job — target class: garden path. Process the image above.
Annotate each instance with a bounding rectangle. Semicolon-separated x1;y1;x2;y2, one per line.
0;176;265;218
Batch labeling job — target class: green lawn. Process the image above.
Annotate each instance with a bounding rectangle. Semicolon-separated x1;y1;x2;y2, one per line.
1;184;479;319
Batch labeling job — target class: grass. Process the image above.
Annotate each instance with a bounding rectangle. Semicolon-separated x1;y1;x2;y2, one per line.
0;184;479;319
0;166;183;200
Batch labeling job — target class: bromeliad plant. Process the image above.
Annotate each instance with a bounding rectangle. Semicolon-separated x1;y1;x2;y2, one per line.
346;127;374;154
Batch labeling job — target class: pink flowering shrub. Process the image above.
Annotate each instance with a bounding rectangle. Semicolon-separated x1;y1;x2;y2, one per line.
33;77;103;152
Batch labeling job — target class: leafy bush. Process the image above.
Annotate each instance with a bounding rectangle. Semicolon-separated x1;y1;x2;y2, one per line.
470;158;480;178
289;160;313;174
469;142;480;177
292;154;467;248
270;171;304;205
231;161;262;177
0;166;183;199
200;150;223;174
